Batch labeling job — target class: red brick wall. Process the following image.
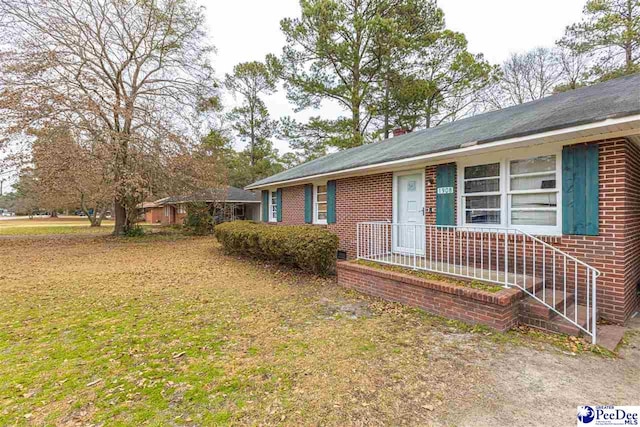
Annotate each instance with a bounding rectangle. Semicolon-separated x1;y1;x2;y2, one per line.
624;141;640;318
425;165;437;226
176;212;186;225
145;206;182;225
327;173;393;257
338;261;522;331
428;139;637;323
545;139;633;323
273;138;640;324
159;206;174;225
280;185;306;225
145;207;163;224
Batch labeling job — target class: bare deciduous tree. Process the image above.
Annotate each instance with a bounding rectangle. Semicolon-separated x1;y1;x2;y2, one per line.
484;47;562;109
555;46;591;92
31;127;114;226
0;0;221;234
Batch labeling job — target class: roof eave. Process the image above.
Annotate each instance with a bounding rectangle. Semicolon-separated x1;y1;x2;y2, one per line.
246;113;640;190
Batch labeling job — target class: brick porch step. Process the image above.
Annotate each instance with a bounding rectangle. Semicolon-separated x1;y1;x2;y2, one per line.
520;289;572;320
519;297;592;336
596;325;626;352
512;276;543;294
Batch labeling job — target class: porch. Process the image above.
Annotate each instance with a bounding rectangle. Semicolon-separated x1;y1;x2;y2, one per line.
354;222;601;343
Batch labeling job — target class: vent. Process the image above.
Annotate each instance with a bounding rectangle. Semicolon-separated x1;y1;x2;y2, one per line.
336;250;348;260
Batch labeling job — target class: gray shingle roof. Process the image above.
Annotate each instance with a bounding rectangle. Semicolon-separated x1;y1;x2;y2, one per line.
249;73;640;188
160;186;259;204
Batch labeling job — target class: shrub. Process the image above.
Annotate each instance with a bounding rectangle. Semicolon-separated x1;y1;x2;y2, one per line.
183;202;214;235
214;221;339;276
124;225;145;237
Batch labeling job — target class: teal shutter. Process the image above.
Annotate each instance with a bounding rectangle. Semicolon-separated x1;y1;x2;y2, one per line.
436;164;456;226
304;184;313;224
276;188;283;222
327;180;337;224
585;145;599;235
261;190;269;222
562;144;599;235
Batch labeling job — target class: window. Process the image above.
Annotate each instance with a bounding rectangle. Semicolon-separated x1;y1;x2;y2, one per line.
234;204;245;220
459;152;561;234
462;163;501;224
177;205;186;214
509;155;558;226
314;184;327;224
164;206;171;217
269;191;277;222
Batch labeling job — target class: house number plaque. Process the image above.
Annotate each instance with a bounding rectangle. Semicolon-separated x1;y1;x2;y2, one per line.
437;187;453;194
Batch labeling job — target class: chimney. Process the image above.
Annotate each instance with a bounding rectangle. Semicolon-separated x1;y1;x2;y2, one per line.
392;128;411;137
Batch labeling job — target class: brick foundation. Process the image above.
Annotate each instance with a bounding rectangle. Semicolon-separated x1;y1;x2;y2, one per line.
338;261;522;331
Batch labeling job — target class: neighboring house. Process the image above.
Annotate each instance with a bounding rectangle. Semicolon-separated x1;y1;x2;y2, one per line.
140;199;168;223
247;73;640;343
142;187;260;225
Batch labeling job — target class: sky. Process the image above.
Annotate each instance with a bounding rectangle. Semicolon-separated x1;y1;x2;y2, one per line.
203;0;587;154
1;0;588;191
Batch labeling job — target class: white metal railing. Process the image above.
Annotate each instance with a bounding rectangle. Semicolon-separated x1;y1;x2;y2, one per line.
356;222;601;343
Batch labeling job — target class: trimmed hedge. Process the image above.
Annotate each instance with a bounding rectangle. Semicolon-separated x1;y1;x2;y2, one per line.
214;221;339;276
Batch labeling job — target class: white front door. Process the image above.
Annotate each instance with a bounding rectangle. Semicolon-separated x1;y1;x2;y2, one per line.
394;171;425;254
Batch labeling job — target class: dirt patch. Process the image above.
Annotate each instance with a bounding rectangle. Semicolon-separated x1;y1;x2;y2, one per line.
318;297;373;319
448;318;640;426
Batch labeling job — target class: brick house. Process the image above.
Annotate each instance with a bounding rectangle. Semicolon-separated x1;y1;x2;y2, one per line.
247;73;640;343
141;186;261;226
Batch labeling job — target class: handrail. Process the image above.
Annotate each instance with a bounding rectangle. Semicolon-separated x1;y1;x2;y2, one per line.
356;222;600;343
360;222;601;275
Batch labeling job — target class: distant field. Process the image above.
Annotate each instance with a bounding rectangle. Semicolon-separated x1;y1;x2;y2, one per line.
0;217;117;236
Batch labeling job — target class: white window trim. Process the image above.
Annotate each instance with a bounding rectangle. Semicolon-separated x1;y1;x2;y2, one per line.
457;146;562;236
269;190;277;222
313;183;328;225
461;163;502;227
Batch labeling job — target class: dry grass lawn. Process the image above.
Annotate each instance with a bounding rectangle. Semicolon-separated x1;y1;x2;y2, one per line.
1;225;639;426
0;217;116;236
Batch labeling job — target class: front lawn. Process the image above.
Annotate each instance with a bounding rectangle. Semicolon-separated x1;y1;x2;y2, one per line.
0;217;163;236
1;233;637;425
2;235;475;425
0;217;116;236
